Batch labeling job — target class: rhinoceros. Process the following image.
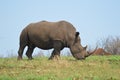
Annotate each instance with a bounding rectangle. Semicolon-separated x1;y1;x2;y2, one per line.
18;20;94;60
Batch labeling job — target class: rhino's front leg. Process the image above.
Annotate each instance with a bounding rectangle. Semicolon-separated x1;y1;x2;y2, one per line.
48;40;63;60
49;50;60;60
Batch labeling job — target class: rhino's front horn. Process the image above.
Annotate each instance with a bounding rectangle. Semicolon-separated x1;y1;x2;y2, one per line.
85;47;98;58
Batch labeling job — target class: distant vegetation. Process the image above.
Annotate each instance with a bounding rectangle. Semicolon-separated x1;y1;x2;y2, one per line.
96;36;120;55
0;56;120;80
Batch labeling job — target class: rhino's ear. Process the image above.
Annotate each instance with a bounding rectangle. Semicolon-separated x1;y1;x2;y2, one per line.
75;32;79;37
74;32;80;44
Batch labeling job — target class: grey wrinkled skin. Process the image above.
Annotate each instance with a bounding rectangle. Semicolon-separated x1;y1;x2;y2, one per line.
18;20;90;60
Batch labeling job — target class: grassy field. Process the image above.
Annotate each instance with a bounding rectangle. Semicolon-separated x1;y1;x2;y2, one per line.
0;56;120;80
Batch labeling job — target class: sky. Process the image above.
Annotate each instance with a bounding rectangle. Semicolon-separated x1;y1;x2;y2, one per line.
0;0;120;57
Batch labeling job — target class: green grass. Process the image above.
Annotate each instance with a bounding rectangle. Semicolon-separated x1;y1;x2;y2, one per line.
0;56;120;80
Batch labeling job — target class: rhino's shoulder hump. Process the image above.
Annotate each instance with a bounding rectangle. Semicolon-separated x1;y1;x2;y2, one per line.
58;20;76;30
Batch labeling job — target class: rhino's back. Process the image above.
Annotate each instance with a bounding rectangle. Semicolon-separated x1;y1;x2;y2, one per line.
25;21;76;49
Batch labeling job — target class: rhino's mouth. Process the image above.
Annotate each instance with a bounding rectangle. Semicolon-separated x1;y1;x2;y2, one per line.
72;53;85;60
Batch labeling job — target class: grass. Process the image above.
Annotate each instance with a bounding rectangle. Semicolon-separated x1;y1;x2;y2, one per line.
0;55;120;80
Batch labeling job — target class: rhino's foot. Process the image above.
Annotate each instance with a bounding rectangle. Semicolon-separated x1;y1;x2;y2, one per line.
54;55;61;60
28;57;34;60
17;56;22;60
48;55;54;60
48;55;60;60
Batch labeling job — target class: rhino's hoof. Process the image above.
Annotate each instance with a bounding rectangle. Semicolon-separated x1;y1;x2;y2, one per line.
17;56;22;60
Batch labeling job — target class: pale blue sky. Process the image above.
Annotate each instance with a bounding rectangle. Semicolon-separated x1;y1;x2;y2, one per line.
0;0;120;57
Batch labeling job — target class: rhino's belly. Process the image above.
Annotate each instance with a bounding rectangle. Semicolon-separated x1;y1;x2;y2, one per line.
33;40;54;50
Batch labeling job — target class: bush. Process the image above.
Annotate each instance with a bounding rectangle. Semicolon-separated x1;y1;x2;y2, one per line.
97;36;120;55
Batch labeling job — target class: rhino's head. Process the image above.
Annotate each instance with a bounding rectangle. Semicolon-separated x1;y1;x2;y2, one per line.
70;32;96;60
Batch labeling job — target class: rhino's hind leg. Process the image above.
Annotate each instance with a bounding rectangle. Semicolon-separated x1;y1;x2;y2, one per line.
49;40;63;60
18;44;26;60
26;45;35;60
